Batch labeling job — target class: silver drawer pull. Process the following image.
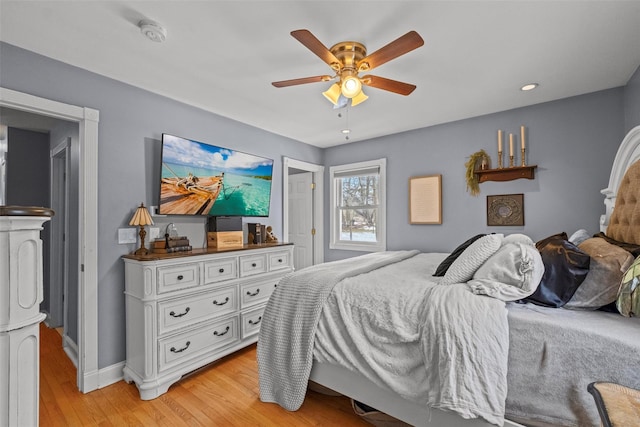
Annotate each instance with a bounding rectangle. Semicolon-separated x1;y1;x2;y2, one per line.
212;297;229;306
246;289;260;297
170;341;191;353
213;326;230;336
248;316;262;325
177;275;184;281
169;307;190;318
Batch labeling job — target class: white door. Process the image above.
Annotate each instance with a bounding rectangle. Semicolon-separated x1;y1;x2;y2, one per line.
288;172;314;270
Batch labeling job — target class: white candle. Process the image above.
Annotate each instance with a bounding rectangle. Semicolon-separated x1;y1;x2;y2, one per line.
498;130;503;152
509;134;514;157
521;126;526;149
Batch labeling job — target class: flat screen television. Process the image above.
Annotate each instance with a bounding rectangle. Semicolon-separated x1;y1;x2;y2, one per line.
158;133;274;216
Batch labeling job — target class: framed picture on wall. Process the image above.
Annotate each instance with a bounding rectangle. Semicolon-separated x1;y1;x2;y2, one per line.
487;193;524;226
409;174;442;224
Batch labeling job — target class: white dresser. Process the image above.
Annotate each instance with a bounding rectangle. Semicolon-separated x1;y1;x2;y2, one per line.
122;243;293;400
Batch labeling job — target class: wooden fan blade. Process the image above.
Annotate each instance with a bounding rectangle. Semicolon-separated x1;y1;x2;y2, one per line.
291;29;341;69
272;75;332;88
357;31;424;72
361;75;416;95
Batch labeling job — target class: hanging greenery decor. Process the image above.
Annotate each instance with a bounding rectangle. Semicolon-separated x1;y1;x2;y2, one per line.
465;150;490;196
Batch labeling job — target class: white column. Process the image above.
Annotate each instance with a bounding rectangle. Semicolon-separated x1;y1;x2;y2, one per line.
0;206;53;427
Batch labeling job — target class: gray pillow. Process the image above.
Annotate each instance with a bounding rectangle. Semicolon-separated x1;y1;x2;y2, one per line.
565;237;634;310
468;242;544;301
441;234;503;285
569;229;591;246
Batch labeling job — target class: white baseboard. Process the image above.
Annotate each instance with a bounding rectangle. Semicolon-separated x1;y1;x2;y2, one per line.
62;334;79;368
57;333;124;391
98;362;125;389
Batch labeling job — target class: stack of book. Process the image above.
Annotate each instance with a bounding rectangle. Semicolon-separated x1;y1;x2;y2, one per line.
153;236;192;253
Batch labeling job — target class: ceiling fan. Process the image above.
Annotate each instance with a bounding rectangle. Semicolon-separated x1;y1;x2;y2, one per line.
272;29;424;107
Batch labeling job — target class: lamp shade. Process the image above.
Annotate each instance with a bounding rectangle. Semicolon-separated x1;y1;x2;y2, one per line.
129;203;154;226
341;76;362;99
322;83;341;105
350;90;368;107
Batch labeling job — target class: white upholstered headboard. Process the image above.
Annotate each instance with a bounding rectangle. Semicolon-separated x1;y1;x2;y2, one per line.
601;125;640;233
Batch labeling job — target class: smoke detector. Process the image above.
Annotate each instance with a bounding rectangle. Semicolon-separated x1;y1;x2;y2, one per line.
138;19;167;43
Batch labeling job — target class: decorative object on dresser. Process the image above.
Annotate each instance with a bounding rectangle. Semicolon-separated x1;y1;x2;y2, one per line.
248;222;266;244
129;203;154;255
122;243;293;400
206;216;243;249
152;235;192;253
265;226;278;243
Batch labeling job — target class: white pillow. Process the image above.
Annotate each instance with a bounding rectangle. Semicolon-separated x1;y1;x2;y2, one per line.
440;234;503;285
503;233;534;247
467;242;544;301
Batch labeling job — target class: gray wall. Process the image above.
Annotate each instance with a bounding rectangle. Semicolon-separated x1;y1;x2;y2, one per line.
323;88;626;261
624;65;640;134
0;42;324;368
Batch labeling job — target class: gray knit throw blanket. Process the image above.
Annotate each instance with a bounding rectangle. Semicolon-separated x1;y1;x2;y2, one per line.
257;250;419;411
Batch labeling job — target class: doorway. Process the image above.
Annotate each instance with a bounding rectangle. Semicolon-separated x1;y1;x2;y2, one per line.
49;138;70;332
0;87;99;393
283;157;324;268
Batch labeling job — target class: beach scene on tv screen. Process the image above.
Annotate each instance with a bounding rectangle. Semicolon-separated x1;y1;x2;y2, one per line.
160;134;273;216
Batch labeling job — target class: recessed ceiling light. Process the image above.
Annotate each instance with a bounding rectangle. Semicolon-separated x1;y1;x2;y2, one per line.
521;83;539;91
138;19;167;43
341;129;351;134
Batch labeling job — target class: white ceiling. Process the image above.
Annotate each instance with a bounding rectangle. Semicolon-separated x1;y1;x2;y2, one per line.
1;1;639;148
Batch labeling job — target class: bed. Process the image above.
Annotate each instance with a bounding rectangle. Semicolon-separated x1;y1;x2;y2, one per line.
257;125;640;427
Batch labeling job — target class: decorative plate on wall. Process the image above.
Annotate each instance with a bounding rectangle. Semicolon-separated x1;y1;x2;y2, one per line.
487;193;524;226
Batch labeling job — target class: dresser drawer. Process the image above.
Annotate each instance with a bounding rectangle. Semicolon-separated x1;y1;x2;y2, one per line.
203;257;237;284
158;286;238;335
239;254;267;277
157;263;200;294
240;278;279;308
158;316;239;372
241;306;265;339
268;250;292;271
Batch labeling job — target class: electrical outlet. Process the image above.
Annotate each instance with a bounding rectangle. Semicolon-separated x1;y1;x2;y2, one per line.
149;227;160;240
118;228;137;244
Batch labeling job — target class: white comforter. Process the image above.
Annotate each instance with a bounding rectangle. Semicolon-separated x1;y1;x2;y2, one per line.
259;252;509;426
314;253;509;426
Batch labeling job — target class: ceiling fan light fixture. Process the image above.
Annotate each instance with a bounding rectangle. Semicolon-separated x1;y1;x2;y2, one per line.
322;83;341;105
341;75;362;98
350;90;368;107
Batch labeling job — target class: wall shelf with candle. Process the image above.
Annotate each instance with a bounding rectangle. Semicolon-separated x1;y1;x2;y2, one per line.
479;125;537;182
475;165;537;183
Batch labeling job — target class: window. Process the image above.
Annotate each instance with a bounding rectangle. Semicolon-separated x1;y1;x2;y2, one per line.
330;158;386;252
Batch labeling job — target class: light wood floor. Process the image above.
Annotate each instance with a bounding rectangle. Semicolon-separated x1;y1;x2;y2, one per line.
39;324;371;426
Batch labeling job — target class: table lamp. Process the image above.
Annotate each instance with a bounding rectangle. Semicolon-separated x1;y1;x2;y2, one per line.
129;202;154;255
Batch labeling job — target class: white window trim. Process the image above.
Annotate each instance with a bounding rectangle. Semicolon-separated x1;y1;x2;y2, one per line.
329;158;386;252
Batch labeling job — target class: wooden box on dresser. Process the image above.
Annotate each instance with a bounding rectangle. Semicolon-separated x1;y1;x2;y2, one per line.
122;243;294;400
